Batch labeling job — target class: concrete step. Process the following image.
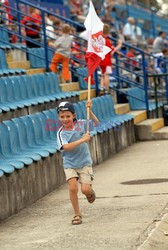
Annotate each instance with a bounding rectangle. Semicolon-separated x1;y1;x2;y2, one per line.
135;118;164;141
6;53;13;63
8;61;30;69
114;103;130;115
10;49;27;62
128;110;147;124
26;68;46;75
79;89;96;101
153;126;168;140
60;82;80;92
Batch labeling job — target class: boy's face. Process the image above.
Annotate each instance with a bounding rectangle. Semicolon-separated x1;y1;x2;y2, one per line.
58;111;76;129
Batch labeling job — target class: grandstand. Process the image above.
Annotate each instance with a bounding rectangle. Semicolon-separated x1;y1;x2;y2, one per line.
0;0;168;221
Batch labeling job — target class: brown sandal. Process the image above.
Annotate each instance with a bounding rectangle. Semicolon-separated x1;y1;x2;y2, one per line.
86;189;96;203
72;215;82;225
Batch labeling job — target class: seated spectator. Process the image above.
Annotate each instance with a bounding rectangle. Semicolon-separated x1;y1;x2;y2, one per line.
153;31;168;54
123;17;142;42
154;49;168;74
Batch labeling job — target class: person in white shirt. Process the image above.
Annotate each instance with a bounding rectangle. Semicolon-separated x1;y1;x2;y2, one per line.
123;17;142;41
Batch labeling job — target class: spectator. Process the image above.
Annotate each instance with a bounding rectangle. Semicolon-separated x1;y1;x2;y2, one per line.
153;31;167;54
123;17;142;42
99;24;122;95
21;7;41;48
154;48;168;74
46;19;61;44
50;24;73;83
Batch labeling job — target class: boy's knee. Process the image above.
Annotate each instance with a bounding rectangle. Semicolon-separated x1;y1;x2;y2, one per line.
81;185;90;196
69;183;78;194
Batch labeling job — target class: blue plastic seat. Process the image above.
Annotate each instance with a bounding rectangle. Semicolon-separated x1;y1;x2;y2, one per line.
36;112;57;146
42;109;58;141
12;117;47;158
20;75;38;105
28;113;57;154
76;67;96;90
0;123;25;169
3;120;41;161
30;74;51;103
126;87;163;111
19;116;50;157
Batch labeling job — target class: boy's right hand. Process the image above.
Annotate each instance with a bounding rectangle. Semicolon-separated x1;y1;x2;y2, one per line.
81;132;91;143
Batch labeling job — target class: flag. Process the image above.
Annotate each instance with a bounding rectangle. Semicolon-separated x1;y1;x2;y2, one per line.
84;1;111;83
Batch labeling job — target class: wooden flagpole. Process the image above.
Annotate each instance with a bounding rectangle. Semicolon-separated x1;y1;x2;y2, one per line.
87;75;91;132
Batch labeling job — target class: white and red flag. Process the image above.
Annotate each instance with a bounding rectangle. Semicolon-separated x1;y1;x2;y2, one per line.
84;1;111;83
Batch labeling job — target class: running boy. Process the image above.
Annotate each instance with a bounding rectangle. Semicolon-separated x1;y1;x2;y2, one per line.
99;24;122;95
50;24;73;83
57;100;99;225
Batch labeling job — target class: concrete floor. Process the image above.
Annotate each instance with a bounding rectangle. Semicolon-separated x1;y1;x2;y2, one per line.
0;140;168;250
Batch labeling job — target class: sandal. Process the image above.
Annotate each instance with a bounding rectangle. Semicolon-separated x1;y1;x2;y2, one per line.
72;215;82;225
86;189;96;203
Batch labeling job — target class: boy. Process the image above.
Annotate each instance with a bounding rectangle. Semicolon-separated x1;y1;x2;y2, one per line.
99;24;122;95
57;100;99;225
50;24;73;83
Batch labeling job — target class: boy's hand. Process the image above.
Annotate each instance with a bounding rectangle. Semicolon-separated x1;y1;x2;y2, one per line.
86;100;92;109
81;132;91;142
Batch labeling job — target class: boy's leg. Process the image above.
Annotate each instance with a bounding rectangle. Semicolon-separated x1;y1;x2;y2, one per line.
62;56;70;81
104;73;110;92
68;177;81;216
78;166;96;203
50;53;61;73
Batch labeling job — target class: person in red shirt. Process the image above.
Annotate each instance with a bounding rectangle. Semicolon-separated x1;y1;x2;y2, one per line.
99;24;122;95
21;7;41;48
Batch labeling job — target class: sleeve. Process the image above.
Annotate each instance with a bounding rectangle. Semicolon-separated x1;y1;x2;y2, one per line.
57;130;68;151
123;23;130;36
54;37;62;48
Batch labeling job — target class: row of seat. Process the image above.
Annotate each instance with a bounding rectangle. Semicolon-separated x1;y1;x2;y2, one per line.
0;49;26;75
74;95;134;134
0;95;133;177
126;87;163;111
28;48;53;68
0;29;26;50
0;72;79;112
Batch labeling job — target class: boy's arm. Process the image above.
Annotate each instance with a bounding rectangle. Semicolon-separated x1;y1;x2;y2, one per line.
90;110;99;126
112;39;122;54
86;100;99;126
63;132;90;151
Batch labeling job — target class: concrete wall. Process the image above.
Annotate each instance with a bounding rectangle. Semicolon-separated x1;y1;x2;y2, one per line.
0;119;135;222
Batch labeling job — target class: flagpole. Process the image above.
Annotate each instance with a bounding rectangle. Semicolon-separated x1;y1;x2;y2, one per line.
87;75;91;132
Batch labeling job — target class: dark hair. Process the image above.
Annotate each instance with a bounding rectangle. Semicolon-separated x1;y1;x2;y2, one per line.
158;31;165;36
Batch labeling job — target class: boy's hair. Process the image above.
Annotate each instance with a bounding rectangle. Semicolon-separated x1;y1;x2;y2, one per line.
103;24;110;35
57;101;75;114
62;24;71;34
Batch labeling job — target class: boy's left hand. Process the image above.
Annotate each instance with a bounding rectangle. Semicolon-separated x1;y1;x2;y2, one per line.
86;100;92;109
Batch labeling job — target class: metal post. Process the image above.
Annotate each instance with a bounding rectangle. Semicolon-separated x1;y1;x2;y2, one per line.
154;76;159;118
41;10;49;71
15;0;22;42
164;62;168;103
142;51;149;117
114;52;121;103
94;70;99;97
151;7;156;38
125;0;129;18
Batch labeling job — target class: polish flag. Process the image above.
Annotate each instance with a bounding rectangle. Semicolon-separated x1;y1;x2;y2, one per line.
84;1;111;82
